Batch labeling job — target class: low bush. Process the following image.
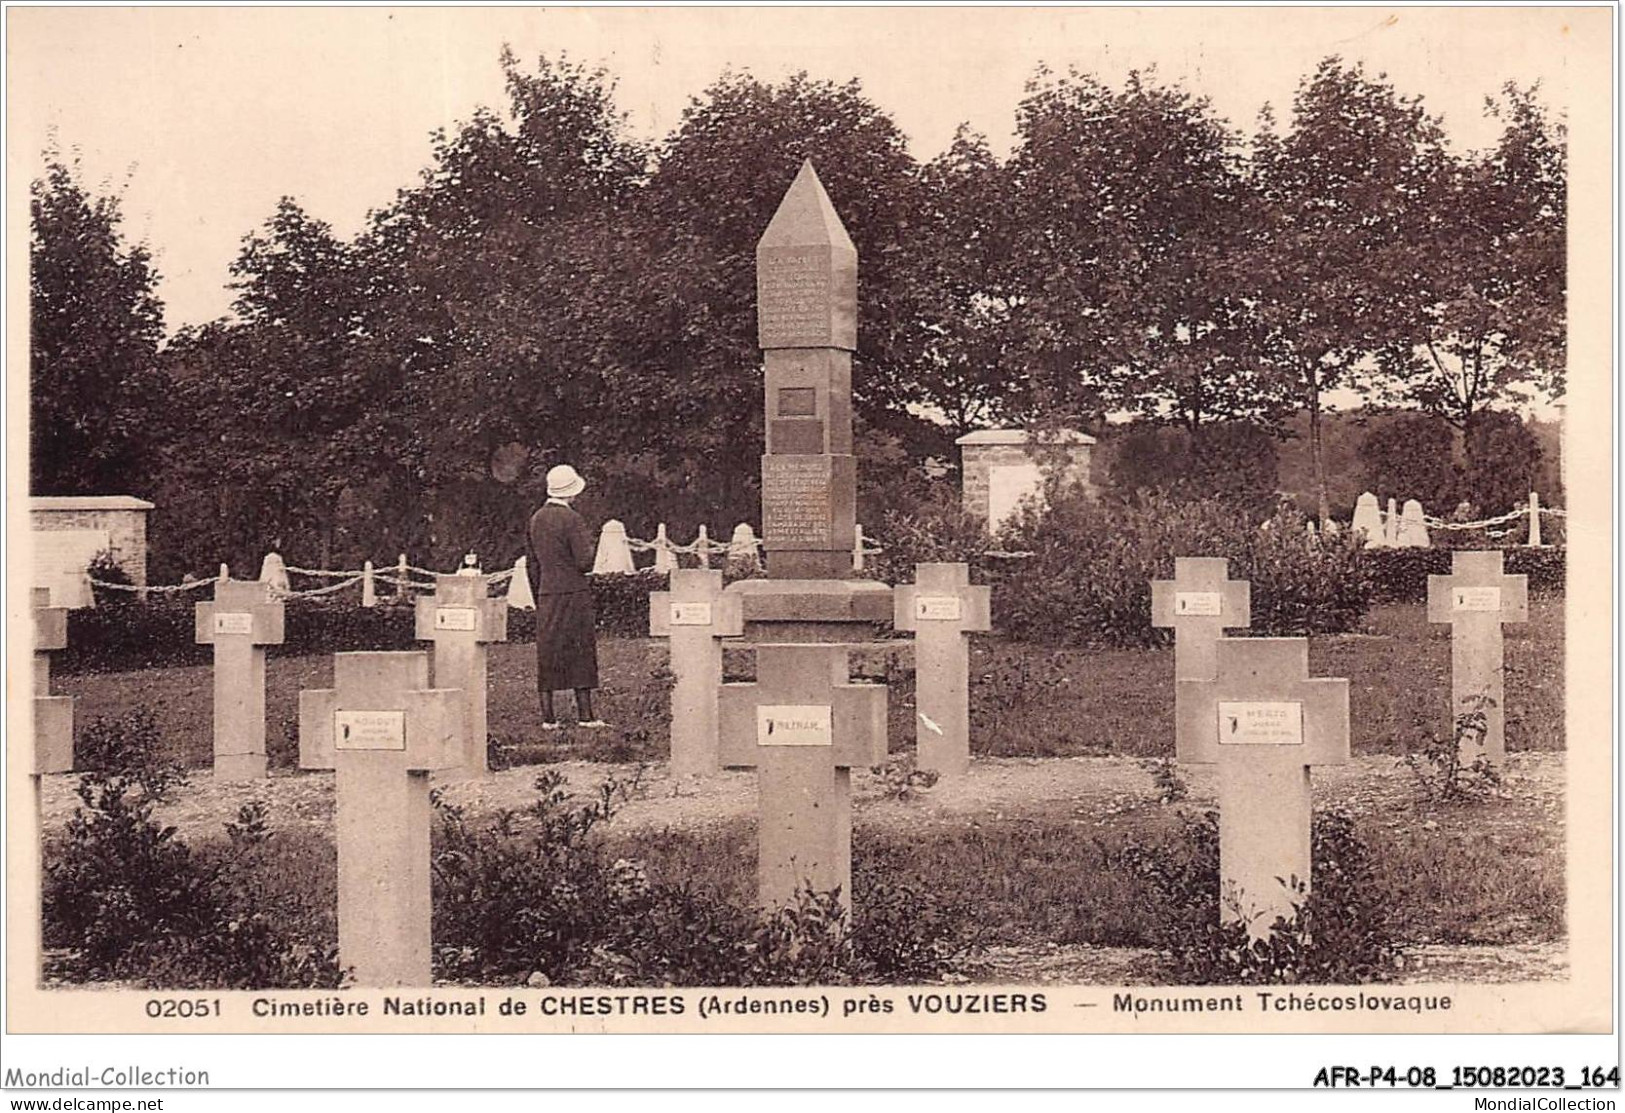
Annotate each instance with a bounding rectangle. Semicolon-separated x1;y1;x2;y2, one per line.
432;771;969;987
866;496;992;588
995;491;1373;648
42;714;340;988
1103;810;1404;984
1399;691;1505;804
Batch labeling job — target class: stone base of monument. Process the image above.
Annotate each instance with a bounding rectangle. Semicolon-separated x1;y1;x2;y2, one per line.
214;752;270;781
725;578;893;643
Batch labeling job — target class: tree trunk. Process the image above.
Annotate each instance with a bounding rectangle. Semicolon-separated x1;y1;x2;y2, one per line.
1308;372;1329;526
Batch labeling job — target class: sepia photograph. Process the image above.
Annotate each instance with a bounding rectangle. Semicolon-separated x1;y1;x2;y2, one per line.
3;2;1614;1080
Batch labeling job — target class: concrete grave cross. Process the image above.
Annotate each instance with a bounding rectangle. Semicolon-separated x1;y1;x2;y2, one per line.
649;569;744;777
32;587;74;775
1427;549;1529;762
718;643;886;910
195;579;286;780
298;650;463;987
414;573;508;774
1176;638;1350;939
1151;558;1251;760
892;562;991;777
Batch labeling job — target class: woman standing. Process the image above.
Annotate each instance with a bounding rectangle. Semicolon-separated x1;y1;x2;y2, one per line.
527;464;604;728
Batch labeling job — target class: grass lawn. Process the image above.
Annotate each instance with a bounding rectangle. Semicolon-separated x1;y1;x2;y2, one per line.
56;596;1564;768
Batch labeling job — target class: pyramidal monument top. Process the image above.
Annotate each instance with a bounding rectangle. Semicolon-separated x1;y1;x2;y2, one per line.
755;160;857;351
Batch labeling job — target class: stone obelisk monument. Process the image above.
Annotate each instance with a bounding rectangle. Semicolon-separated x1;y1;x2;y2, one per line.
718;161;891;910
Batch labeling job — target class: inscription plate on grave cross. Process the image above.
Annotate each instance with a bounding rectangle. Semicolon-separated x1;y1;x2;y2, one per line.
335;710;407;751
1218;701;1304;745
670;602;714;626
915;596;963;622
213;612;255;636
757;705;833;747
1176;592;1223;617
762;455;834;548
1452;587;1502;612
434;607;478;631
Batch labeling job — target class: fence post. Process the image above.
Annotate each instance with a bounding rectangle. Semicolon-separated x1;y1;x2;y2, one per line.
218;563;230;583
395;553;409;602
853;523;865;573
653;523;678;574
1528;492;1542;546
694;525;711;569
362;561;377;607
507;557;535;610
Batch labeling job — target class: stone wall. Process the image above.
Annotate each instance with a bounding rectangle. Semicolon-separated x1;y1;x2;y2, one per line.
956;431;1095;530
30;496;154;590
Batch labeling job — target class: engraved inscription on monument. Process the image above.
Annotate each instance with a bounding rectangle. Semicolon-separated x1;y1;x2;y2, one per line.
915;596;963;622
669;601;714;627
762;455;834;548
778;387;817;416
758;249;831;348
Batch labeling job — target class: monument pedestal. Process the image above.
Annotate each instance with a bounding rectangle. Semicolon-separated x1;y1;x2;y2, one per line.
725;578;893;643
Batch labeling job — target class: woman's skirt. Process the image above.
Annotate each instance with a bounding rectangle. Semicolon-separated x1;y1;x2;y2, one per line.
535;590;600;692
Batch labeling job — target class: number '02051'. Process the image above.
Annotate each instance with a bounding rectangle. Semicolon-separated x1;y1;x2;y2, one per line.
145;998;221;1019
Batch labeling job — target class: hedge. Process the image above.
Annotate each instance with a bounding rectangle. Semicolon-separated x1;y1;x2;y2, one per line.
58;570;681;677
1364;546;1565;604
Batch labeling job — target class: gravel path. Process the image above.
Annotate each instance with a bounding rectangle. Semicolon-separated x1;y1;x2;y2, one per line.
38;750;1564;841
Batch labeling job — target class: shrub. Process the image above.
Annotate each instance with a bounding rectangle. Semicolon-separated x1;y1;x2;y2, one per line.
852;853;981;982
1399;691;1505;804
42;715;339;988
433;772;967;986
995;490;1373;648
866;495;991;587
1104;810;1404;984
87;549;137;608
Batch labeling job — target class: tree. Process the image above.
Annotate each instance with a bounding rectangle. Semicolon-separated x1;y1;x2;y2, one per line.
620;70;934;524
1243;59;1452;523
1379;84;1565;441
1355;411;1460;511
30;156;165;495
345;50;650;562
1461;409;1545;516
898;127;1028;441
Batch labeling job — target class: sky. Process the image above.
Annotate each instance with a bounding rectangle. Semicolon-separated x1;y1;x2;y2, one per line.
8;5;1590;331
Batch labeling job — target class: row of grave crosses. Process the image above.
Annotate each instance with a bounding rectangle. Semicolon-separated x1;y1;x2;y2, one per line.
27;550;1525;981
192;574;508;781
209;572;507;986
1151;550;1527;938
